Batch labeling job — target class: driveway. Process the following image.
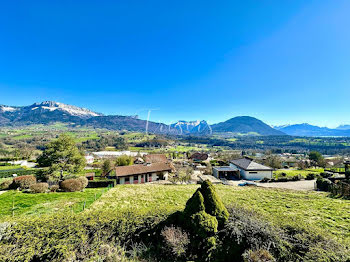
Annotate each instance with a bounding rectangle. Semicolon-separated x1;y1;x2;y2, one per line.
224;179;316;191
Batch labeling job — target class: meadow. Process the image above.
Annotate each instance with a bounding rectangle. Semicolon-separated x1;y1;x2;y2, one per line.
273;168;323;178
0;184;349;261
0;188;109;219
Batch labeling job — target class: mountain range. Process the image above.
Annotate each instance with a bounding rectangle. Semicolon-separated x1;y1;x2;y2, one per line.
0;101;283;136
2;101;350;137
275;123;350;137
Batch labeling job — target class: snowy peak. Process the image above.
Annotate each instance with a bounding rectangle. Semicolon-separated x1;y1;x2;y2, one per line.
171;120;212;134
0;105;19;112
29;101;103;118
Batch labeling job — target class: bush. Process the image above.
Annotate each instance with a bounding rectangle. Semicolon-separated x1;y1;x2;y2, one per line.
319;172;332;178
291;175;301;181
0;180;12;190
200;180;229;226
184;189;205;217
243;249;276;262
316;177;333;192
86;180;115;188
50;185;59;192
60;177;87;192
77;176;88;189
161;226;189;258
190;211;218;238
12;175;37;189
260;177;270;183
30;183;49;193
305;173;315;180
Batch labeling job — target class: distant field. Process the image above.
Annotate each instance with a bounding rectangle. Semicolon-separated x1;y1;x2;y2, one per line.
0;188;108;219
0;165;22;170
91;184;350;245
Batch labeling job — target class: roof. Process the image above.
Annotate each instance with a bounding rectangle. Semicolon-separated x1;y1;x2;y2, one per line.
114;162;172;177
213;166;238;172
190;153;209;161
144;154;168;163
230;157;273;171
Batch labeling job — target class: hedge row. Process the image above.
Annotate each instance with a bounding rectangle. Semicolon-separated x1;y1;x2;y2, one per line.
0;169;38;179
86;180;116;188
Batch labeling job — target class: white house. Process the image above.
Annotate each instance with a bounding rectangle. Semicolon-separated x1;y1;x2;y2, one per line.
229;157;273;180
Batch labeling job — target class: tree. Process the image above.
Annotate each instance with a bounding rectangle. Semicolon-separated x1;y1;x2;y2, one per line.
309;151;325;167
262;155;282;170
37;134;86;179
101;159;113;177
115;155;134;166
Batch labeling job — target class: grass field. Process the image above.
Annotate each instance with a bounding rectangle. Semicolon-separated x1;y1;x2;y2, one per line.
0;165;22;170
274;168;323;178
0;188;109;219
90;184;350;245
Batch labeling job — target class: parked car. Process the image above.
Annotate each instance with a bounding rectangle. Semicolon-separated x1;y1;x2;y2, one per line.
238;181;257;187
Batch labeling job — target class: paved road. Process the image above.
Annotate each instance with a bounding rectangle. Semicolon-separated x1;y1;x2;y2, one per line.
224;179;316;191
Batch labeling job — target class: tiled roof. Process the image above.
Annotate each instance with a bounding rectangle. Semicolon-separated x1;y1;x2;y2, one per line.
230;158;273;171
144;154;168;163
114;163;172;177
190;153;209;161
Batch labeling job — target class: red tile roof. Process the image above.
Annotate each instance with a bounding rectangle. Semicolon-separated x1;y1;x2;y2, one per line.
114;162;172;177
144;154;168;163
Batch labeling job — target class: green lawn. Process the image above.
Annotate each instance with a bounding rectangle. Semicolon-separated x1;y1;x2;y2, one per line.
0;188;109;219
274;168;323;178
90;184;350;245
0;165;22;170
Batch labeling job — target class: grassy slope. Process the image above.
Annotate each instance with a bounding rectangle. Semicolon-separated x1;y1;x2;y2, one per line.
0;188;108;219
274;168;323;178
90;184;350;245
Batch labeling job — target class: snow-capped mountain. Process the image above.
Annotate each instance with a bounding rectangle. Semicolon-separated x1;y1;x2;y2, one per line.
29;101;103;118
0;101;103;126
170;120;212;134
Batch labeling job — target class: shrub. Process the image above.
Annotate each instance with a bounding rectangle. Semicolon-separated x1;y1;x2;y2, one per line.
60;178;87;192
0;180;12;190
320;172;332;178
50;185;59;192
260;177;270;183
161;226;189;258
200;180;229;226
184;189;205;217
316;177;333;192
190;211;218;238
12;175;37;189
291;175;301;181
77;176;88;189
243;249;276;262
305;173;315;180
30;183;49;193
280;172;287;177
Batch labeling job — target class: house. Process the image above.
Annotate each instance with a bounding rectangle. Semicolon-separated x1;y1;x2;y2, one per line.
113;162;173;184
144;154;168;163
229;157;273;180
92;151;147;159
212;166;240;180
189;153;209;162
85;155;94;164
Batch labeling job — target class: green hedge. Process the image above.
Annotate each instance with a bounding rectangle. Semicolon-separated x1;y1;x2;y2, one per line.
86;180;116;188
0;169;38;179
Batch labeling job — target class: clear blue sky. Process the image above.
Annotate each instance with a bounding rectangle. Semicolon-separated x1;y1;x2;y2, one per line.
1;0;350;127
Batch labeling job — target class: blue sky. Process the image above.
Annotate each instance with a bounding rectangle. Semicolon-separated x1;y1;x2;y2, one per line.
1;0;350;127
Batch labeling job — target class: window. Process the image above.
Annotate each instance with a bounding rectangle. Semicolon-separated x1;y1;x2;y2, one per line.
134;175;138;181
125;177;130;182
249;172;258;174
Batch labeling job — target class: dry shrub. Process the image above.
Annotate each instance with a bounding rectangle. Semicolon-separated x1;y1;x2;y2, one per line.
77;176;88;189
30;183;49;193
60;177;88;192
161;226;189;257
50;185;59;192
243;249;276;262
0;180;12;190
13;175;37;189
